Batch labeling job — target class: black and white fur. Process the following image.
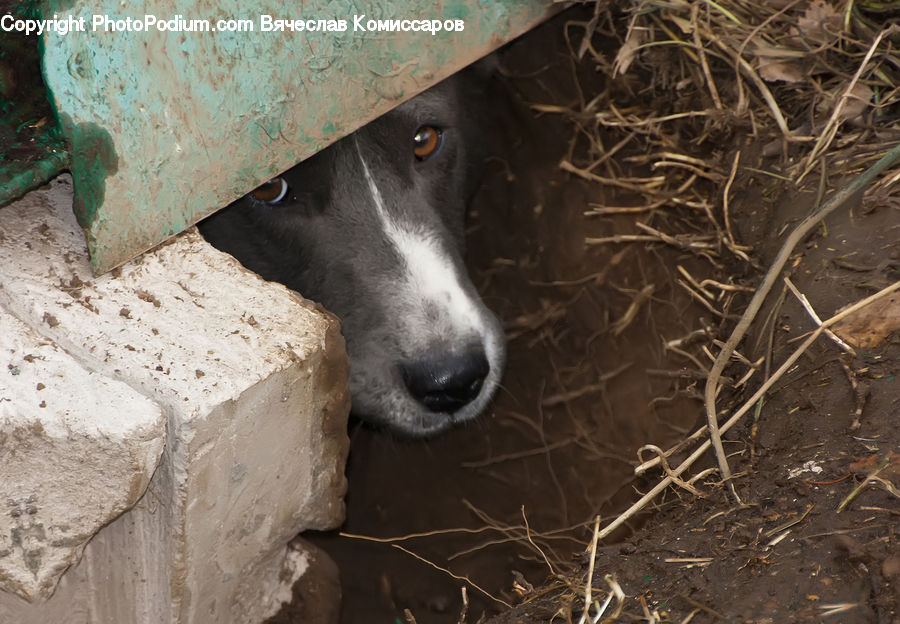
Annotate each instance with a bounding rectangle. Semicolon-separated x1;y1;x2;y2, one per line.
200;70;505;437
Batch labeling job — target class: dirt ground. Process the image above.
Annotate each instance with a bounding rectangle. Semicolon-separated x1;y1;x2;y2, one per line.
482;163;900;623
271;5;900;623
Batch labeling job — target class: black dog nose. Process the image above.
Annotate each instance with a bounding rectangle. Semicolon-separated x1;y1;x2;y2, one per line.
401;349;490;414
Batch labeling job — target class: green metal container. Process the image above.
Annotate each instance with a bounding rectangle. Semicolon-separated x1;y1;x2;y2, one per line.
0;0;556;274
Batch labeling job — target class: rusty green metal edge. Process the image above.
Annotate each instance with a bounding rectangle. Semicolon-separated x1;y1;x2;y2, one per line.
37;0;560;275
0;0;69;206
0;150;69;207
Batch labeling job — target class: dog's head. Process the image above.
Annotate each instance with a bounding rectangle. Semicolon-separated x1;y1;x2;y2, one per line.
201;73;506;436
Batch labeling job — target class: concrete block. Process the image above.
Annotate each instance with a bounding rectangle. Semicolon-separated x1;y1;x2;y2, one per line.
0;176;350;622
0;309;166;602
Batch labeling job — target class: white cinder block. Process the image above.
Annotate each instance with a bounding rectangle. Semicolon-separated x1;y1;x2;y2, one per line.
0;176;349;623
0;309;166;602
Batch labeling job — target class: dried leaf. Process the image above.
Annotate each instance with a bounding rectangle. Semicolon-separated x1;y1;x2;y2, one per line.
669;15;693;34
833;291;900;348
614;25;643;76
850;452;900;479
841;83;875;120
816;83;874;121
757;58;806;83
753;42;807;83
797;0;842;44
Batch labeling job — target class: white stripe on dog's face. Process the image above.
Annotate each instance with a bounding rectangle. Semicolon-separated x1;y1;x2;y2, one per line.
355;140;487;343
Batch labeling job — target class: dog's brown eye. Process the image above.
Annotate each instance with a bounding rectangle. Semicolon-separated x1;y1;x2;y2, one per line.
251;177;289;204
413;126;442;160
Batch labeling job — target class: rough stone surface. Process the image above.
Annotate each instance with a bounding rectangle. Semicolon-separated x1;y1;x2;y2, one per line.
0;176;350;622
0;309;166;601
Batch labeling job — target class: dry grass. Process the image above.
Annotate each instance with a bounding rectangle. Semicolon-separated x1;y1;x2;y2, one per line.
478;1;900;621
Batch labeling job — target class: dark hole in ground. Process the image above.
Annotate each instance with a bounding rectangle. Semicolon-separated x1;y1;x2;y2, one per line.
270;7;720;623
268;2;900;621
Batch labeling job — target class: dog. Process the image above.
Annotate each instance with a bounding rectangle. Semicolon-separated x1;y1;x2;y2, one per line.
199;69;506;436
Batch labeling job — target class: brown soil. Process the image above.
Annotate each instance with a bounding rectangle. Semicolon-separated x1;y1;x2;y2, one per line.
271;6;900;623
484;166;900;624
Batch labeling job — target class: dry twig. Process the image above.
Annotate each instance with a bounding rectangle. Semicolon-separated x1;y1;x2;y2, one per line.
392;544;513;609
703;142;900;503
601;278;900;540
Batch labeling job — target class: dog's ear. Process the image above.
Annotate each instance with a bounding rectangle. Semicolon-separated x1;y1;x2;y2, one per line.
467;54;499;82
447;54;498;102
444;56;499;205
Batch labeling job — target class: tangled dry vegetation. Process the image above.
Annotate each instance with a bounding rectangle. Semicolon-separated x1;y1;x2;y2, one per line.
486;1;900;622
